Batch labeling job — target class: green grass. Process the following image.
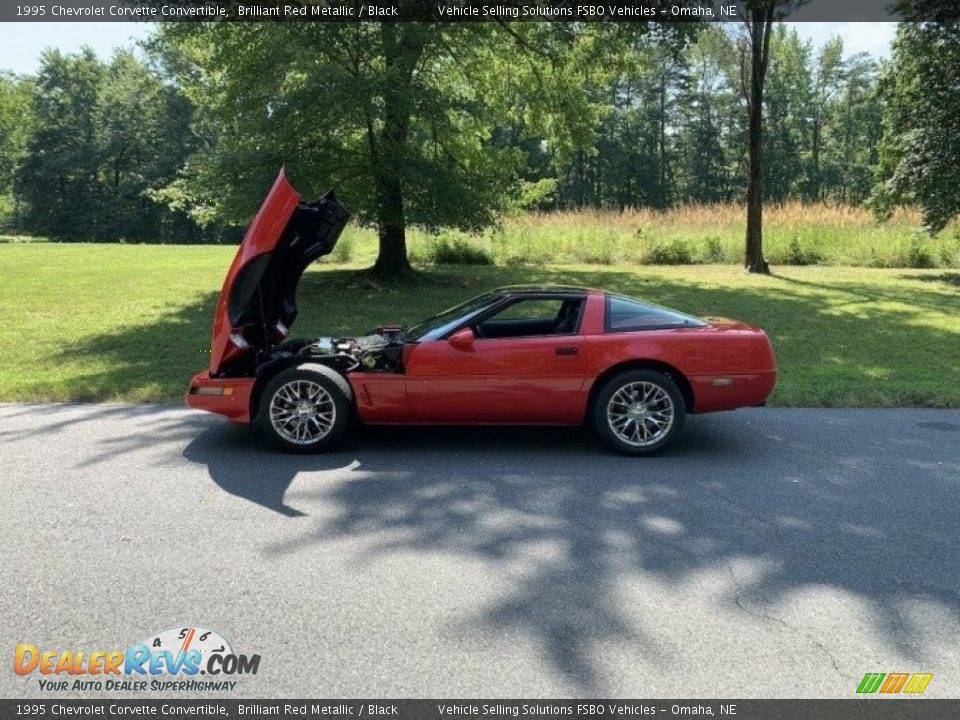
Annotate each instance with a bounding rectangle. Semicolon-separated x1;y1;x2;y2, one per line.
1;243;958;407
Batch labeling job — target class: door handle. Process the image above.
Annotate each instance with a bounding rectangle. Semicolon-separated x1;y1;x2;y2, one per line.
555;346;578;356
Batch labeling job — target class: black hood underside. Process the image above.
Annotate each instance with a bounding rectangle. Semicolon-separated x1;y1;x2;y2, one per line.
228;191;349;347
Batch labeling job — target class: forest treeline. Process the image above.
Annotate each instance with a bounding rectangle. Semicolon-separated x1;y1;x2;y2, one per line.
0;21;956;253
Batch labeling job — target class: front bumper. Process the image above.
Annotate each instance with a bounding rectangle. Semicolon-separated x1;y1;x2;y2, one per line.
185;371;255;423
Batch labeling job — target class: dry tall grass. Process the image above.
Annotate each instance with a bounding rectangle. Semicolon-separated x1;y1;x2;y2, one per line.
518;201;923;232
331;202;959;268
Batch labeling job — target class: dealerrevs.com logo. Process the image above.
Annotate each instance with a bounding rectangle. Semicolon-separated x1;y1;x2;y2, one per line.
13;626;260;692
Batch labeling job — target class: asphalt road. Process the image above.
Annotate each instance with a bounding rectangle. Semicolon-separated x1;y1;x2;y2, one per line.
1;403;958;699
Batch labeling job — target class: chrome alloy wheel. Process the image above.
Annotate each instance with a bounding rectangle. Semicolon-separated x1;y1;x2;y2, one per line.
268;379;336;445
606;381;675;448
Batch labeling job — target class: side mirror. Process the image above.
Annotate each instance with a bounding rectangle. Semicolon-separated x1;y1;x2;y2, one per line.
447;327;475;350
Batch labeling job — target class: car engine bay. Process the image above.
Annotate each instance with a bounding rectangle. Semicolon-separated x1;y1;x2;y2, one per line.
264;327;405;375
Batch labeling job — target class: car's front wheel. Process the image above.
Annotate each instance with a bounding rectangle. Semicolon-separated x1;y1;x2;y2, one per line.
259;366;350;452
592;369;686;455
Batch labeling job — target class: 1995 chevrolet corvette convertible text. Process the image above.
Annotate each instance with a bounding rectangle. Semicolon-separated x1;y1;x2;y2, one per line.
186;170;777;455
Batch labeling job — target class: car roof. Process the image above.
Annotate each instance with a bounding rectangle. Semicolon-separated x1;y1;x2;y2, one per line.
491;284;598;296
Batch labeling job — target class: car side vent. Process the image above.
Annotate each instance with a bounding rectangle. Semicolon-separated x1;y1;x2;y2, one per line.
361;384;375;406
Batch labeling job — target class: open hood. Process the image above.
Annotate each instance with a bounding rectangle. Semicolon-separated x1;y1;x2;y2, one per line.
209;169;349;375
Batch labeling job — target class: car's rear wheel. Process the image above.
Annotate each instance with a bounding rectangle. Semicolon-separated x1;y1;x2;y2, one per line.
259;366;350;452
592;369;685;455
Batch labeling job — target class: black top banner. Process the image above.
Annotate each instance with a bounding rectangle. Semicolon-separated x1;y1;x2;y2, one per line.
2;700;959;720
0;0;947;24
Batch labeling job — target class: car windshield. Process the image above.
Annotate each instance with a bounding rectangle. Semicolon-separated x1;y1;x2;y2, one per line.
404;291;500;341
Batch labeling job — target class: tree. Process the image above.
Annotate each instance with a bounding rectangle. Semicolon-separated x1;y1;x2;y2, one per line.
540;22;877;213
894;0;960;21
677;27;738;204
15;49;104;237
96;52;196;239
14;49;200;241
761;24;812;202
808;37;844;200
572;34;690;210
738;1;807;274
831;53;882;204
873;21;960;232
0;72;33;228
756;27;880;205
154;20;612;278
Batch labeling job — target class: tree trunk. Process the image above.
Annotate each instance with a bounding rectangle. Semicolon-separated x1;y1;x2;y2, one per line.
12;175;20;233
744;6;773;274
372;172;410;277
811;113;821;200
658;69;668;208
576;149;585;207
369;21;425;279
595;145;602;204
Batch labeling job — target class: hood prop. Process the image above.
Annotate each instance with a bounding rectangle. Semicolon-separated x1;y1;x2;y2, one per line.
257;284;272;355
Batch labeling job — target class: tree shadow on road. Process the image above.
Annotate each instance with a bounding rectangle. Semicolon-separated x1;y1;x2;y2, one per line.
182;422;358;517
182;411;959;694
17;262;960;692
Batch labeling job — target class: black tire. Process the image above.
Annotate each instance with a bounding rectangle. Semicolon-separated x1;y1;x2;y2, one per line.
592;369;686;456
258;365;350;452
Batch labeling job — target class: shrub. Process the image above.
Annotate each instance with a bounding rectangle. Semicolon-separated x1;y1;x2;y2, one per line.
576;232;619;265
430;237;493;265
504;255;530;267
866;247;886;268
702;235;726;263
502;246;554;265
511;178;558;213
905;235;935;269
330;234;354;263
581;247;618;265
786;236;824;266
645;239;694;265
938;240;959;268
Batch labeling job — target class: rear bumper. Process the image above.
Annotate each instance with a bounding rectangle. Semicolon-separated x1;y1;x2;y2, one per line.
689;370;777;413
184;371;255;423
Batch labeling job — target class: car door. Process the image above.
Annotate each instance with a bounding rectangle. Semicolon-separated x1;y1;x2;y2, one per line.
404;297;588;423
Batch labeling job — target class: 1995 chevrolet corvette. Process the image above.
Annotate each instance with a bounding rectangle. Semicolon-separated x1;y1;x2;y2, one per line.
187;170;776;455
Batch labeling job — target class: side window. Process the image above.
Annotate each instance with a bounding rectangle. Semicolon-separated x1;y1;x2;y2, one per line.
475;298;583;339
605;295;705;331
493;299;565;322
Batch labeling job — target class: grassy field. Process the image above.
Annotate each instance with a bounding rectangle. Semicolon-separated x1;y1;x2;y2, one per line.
310;203;960;269
5;203;959;268
1;243;958;407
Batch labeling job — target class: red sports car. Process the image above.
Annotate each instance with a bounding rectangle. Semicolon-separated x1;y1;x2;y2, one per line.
186;170;777;455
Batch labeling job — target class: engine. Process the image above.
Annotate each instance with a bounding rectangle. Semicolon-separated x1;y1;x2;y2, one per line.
272;330;402;374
